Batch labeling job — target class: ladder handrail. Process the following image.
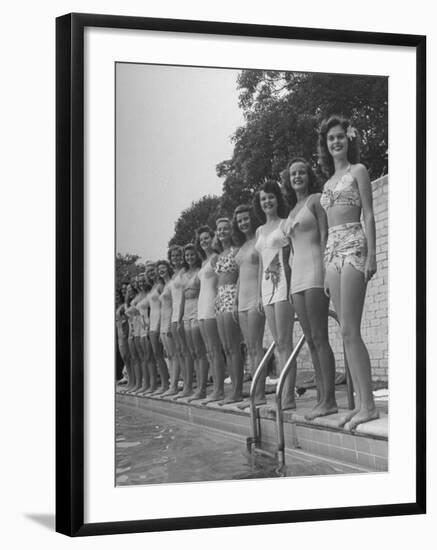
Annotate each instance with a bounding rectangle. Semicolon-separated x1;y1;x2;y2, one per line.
248;341;276;449
248;309;355;466
275;334;306;469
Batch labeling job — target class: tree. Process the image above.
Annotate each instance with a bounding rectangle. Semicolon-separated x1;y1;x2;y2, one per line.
168;195;224;246
115;253;143;289
217;70;388;208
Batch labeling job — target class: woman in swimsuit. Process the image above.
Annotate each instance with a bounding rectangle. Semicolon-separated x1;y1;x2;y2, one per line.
156;260;179;397
318;115;378;430
195;226;225;404
124;283;140;393
145;261;169;395
179;244;209;400
215;217;244;405
254;180;296;410
232;205;266;407
168;245;194;398
283;157;338;419
115;287;130;389
132;273;153;394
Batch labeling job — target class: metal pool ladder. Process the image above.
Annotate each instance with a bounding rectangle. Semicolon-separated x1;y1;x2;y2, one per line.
247;310;355;471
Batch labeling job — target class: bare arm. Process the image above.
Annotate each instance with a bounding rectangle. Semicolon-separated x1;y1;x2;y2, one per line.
255;227;264;312
311;193;328;256
354;164;377;281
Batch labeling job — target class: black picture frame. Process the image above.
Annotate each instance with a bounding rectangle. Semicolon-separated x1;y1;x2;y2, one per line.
56;12;426;537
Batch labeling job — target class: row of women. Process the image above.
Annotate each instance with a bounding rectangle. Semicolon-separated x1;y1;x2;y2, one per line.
116;115;380;431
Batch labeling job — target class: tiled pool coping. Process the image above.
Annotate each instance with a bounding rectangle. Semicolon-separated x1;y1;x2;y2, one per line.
116;390;388;472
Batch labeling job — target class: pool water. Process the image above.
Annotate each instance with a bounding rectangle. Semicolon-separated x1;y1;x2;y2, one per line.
115;404;363;486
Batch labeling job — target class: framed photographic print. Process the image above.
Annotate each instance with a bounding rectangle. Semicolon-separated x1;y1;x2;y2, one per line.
56;12;426;536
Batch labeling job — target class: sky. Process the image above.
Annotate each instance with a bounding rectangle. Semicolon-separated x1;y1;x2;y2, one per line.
116;63;245;262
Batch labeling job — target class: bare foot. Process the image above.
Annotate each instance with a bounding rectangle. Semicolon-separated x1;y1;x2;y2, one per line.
143;386;157;395
160;388;179;398
187;391;207;402
304;404;338;421
237;398;267;410
217;394;244;406
151;386;168;396
173;389;194;399
344;408;380;431
201;392;225;405
336;408;360;427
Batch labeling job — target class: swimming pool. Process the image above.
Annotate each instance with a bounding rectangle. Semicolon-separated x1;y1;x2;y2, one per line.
116;403;367;485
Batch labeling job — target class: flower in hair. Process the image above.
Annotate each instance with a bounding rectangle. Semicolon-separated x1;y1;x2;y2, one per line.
346;126;357;140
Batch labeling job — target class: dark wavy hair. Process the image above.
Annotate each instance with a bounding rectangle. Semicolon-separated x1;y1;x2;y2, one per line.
156;259;174;284
282;157;320;210
318;115;361;177
253;179;288;223
232;204;261;245
125;283;136;305
195;225;217;259
183;243;202;268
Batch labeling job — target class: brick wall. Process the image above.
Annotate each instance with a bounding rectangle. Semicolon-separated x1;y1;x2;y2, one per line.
263;175;389;381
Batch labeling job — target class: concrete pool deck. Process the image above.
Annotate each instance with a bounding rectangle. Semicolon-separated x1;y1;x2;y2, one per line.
116;380;388;473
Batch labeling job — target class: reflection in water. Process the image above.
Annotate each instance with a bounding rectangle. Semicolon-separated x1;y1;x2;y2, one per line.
115;404;360;486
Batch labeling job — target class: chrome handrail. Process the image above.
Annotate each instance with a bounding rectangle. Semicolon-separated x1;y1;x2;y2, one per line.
248;309;355;469
275;334;306;470
247;341;276;452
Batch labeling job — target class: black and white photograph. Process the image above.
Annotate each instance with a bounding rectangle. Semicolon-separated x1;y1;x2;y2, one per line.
114;62;389;486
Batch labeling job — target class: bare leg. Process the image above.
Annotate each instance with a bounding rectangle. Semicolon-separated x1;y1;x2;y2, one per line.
294;290;338;419
238;309;266;408
187;322;208;401
326;267;361;426
200;319;225;404
137;336;151;393
338;265;379;430
179;324;194;397
160;333;180;396
142;335;158;394
217;312;244;405
149;331;169;395
265;301;296;410
305;288;337;416
126;338;139;392
117;338;130;392
132;336;146;393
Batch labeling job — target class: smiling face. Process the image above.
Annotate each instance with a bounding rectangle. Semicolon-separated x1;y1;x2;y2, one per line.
199;231;213;252
236;211;252;236
184;248;198;267
259;190;278;216
121;283;127;298
145;263;157;282
216;220;231;243
126;284;134;301
130;277;138;292
326;124;348;159
137;276;145;291
170;248;182;269
289;161;309;194
157;263;169;279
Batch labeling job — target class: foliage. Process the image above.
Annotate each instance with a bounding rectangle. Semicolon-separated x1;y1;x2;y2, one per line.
115;253;145;289
216;70;388;210
168;195;224;247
